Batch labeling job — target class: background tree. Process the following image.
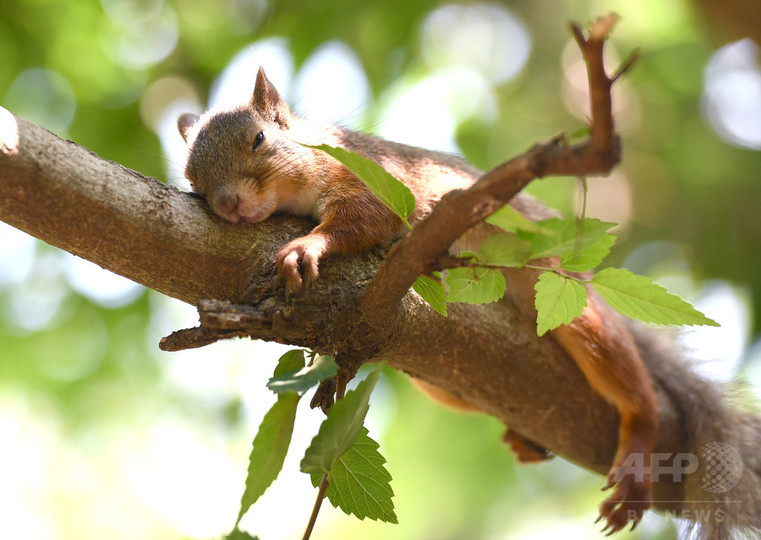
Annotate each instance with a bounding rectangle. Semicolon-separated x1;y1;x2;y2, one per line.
1;1;760;539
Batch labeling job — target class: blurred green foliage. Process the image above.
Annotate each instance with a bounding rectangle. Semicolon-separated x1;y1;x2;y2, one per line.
1;0;760;539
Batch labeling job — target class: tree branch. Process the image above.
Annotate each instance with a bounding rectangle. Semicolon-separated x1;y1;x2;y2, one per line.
358;13;625;328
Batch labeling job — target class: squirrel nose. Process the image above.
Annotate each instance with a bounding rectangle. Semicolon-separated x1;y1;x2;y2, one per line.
212;189;239;217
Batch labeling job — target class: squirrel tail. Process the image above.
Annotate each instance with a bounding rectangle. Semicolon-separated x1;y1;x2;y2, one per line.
629;322;761;539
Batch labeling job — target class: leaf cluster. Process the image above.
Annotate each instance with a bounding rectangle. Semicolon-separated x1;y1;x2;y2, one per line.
232;350;395;538
310;143;718;334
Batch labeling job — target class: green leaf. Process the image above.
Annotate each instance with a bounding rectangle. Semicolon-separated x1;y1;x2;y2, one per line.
446;267;506;304
272;349;306;377
524;218;616;261
236;392;300;526
267;354;338;394
413;274;447;316
301;368;381;475
457;250;482;263
479;233;532;268
305;144;415;227
591;268;720;327
534;272;588;336
560;232;616;272
310;428;397;523
486;203;546;234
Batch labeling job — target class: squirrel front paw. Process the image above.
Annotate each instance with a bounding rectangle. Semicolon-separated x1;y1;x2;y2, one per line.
275;233;329;296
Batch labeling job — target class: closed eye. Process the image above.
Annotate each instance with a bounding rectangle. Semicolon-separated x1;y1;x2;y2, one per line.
252;131;265;152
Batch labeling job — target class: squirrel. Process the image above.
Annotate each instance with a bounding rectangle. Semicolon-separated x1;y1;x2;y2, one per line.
176;67;750;535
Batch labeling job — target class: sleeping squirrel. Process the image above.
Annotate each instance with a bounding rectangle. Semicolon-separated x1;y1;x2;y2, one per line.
177;66;665;534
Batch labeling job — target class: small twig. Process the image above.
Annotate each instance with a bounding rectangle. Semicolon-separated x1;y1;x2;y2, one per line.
611;48;641;83
302;473;330;540
569;21;587;48
335;370;348;400
159;326;249;351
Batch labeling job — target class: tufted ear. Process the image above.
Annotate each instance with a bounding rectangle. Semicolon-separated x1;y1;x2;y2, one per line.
251;66;291;128
177;113;200;143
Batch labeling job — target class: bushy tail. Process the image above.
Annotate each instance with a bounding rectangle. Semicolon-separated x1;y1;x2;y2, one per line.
630;322;761;539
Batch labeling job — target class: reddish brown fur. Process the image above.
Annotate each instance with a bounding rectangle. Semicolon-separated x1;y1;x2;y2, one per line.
178;67;659;533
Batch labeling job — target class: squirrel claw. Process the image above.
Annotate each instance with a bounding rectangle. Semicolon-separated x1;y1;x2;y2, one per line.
275;233;327;299
595;468;651;535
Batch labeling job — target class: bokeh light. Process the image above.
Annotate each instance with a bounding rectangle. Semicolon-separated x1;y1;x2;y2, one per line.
100;0;179;70
209;38;293;110
378;69;498;153
292;41;370;128
63;254;144;309
4;68;76;134
703;39;761;150
421;3;531;84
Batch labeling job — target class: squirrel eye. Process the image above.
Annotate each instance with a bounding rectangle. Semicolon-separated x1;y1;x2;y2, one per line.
252;131;265;152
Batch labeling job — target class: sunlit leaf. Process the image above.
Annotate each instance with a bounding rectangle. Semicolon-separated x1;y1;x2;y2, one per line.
272;349;306;377
486;203;546;233
479;233;532;268
267;354;338;394
591;268;719;327
446;267;506;304
524;218;615;261
236;392;300;526
311;428;397;523
559;232;616;272
301;368;381;475
304;144;415;227
413;274;447;316
534;271;588;336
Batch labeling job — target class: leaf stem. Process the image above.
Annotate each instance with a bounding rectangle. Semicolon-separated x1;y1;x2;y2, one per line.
302;473;330;540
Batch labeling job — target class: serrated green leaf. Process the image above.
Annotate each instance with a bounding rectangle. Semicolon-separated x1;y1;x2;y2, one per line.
486;203;546;233
479;233;532;268
591;268;720;327
236;392;300;526
305;144;415;227
534;272;588;336
413;274;447;316
310;428;397;523
560;232;616;272
272;349;306;378
301;368;381;475
446;267;506;304
524;218;616;261
267;354;338;394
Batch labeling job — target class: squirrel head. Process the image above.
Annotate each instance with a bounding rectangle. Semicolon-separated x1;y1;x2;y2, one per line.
177;67;319;224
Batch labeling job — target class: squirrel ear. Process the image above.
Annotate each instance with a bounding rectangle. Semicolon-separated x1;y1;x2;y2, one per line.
252;67;290;128
177;113;200;143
